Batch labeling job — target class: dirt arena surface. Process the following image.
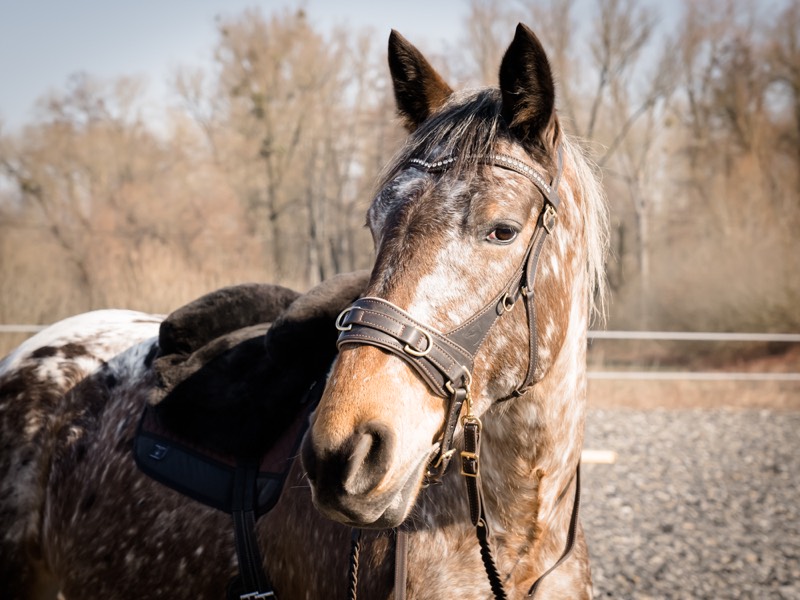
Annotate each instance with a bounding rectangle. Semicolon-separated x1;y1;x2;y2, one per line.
583;358;799;600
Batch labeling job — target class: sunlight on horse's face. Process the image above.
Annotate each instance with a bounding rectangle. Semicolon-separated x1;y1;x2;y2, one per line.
302;144;552;528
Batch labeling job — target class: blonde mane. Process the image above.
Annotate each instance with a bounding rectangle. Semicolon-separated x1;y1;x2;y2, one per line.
560;133;610;323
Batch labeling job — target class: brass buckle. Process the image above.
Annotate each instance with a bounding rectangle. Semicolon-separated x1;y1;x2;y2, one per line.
403;329;433;357
543;204;557;234
501;293;516;313
335;307;353;332
460;416;481;478
461;414;482;429
460;450;479;478
432;447;456;471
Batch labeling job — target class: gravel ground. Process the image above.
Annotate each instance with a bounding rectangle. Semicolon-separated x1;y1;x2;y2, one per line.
581;409;800;600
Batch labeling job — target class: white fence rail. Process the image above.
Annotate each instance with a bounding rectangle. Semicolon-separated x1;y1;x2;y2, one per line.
588;331;800;342
587;371;800;382
2;326;799;382
586;330;800;382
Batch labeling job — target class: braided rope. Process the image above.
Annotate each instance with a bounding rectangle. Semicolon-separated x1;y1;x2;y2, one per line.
347;529;362;600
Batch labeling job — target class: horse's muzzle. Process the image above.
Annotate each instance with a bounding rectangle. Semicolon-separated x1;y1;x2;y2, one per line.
301;421;427;528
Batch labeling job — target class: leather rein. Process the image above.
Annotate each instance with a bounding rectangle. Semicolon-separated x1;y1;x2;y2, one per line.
336;146;581;599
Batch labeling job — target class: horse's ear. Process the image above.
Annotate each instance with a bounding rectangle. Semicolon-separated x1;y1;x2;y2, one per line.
499;24;557;147
388;30;454;132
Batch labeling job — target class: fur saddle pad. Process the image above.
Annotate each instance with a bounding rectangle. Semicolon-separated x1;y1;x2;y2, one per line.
134;271;370;514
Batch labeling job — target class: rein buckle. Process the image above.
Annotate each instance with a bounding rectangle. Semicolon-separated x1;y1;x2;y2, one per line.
460;450;479;478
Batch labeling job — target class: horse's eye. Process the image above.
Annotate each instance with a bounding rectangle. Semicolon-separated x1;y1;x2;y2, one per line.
487;226;518;244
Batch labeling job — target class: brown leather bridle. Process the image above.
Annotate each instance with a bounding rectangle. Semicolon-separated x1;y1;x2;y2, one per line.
336;147;563;480
335;146;581;599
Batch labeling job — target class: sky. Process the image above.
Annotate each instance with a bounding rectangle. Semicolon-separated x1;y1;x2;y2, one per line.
0;0;469;131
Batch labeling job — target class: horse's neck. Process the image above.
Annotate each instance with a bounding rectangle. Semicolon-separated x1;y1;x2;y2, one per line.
415;284;589;589
482;312;587;567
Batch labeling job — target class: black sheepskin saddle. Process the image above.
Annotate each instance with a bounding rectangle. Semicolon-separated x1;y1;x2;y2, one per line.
134;271;369;515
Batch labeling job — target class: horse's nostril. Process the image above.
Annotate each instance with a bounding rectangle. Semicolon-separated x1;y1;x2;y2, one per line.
302;421;394;498
342;423;393;495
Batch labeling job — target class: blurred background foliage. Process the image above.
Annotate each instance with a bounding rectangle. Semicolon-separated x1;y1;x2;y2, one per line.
1;0;798;355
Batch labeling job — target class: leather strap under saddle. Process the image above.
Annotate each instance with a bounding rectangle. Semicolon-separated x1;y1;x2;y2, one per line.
134;383;321;600
133;271;370;600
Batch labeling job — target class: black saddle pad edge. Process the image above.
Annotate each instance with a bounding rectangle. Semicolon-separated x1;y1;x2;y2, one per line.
134;382;321;516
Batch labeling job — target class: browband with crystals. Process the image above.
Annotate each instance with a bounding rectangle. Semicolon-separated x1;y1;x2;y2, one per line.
408;152;557;204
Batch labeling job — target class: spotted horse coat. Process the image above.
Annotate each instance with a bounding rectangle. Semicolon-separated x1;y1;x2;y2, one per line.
0;23;608;600
0;273;381;600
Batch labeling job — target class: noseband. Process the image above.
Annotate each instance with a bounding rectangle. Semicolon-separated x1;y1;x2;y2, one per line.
336;147;563;479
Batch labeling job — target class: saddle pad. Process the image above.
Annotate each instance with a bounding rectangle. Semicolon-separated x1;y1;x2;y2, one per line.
134;382;320;516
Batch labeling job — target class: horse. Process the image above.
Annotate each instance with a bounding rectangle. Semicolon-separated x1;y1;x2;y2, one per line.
0;24;607;599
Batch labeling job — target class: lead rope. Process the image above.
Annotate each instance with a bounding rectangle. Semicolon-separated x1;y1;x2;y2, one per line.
347;528;409;600
347;529;361;600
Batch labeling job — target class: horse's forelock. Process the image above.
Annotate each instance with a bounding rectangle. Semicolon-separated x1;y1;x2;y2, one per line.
368;88;533;254
378;89;506;190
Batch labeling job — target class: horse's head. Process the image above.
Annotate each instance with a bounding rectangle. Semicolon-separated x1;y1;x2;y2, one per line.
301;24;603;528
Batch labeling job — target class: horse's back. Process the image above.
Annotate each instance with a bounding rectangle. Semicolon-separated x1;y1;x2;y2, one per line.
41;341;241;598
0;310;160;599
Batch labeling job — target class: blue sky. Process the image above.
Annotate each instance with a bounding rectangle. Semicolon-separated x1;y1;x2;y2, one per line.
5;0;783;133
0;0;469;130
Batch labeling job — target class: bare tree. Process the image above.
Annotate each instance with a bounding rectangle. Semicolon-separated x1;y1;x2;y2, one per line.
650;0;800;330
765;1;800;195
196;9;376;284
2;1;796;347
